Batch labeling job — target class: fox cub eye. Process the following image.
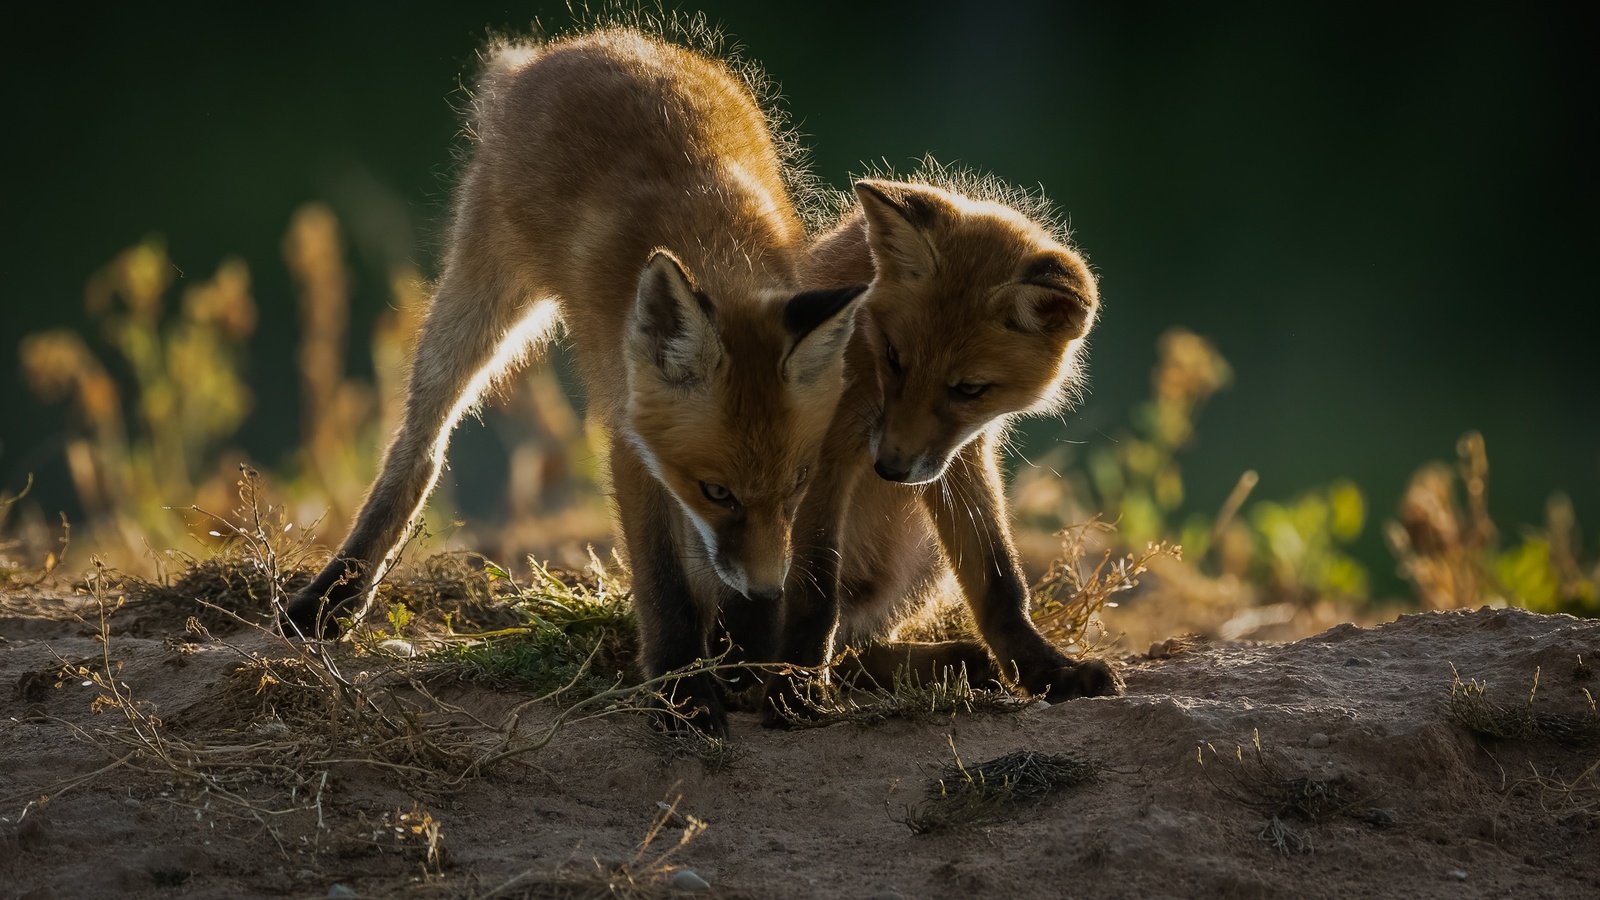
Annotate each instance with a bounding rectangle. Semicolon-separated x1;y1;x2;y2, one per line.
700;482;737;508
885;339;903;375
951;382;991;400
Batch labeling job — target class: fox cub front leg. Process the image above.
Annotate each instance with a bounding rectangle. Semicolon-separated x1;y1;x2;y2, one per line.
713;592;780;711
759;445;864;727
611;434;730;737
283;267;551;639
924;434;1123;701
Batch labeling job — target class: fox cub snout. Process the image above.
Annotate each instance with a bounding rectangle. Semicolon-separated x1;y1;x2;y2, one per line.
854;179;1098;485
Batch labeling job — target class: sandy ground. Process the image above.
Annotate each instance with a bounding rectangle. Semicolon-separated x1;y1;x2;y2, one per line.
2;589;1597;899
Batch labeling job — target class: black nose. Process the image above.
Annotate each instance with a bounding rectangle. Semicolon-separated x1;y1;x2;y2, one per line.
745;586;782;604
874;460;911;482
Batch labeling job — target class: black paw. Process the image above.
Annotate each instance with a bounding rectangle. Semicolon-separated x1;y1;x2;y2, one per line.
1024;658;1124;701
717;670;767;713
280;564;365;640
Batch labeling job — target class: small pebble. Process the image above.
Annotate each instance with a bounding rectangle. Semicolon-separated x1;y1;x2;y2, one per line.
669;869;711;892
1027;699;1051;712
328;885;357;897
1308;732;1330;749
1358;808;1398;828
1447;869;1468;881
1148;641;1166;659
377;639;416;658
1342;656;1367;667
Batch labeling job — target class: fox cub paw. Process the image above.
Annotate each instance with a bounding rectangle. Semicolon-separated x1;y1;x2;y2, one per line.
1026;658;1124;702
280;561;368;640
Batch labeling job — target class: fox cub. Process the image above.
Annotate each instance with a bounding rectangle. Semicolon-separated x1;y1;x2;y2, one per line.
283;28;866;733
746;175;1121;727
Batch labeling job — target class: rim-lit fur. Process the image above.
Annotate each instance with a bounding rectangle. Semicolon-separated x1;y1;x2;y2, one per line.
284;26;863;687
758;176;1118;720
851;179;1097;484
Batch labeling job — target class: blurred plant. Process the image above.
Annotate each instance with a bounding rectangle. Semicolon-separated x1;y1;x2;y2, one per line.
17;204;609;573
0;476;69;587
20;239;255;558
1389;433;1597;615
1084;327;1233;547
1247;479;1369;604
1013;326;1371;645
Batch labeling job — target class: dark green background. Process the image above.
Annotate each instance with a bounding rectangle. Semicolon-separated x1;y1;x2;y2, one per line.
3;2;1595;589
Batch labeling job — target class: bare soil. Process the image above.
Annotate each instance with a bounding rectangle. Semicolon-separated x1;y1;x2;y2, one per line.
3;590;1597;899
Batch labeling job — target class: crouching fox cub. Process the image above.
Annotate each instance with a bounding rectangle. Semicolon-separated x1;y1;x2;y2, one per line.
282;27;865;733
753;174;1121;725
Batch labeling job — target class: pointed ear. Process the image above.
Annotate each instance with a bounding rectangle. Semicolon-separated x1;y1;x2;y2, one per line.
1002;252;1098;339
782;283;869;384
853;179;946;279
629;250;723;388
1002;285;1095;338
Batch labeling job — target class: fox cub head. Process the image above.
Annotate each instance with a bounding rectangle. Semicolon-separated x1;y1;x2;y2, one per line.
854;179;1099;485
625;250;866;600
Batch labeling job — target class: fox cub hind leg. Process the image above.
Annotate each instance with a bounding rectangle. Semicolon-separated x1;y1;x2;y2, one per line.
283;264;556;638
838;640;1002;691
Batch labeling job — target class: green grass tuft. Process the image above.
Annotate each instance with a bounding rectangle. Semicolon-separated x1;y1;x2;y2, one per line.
421;557;637;701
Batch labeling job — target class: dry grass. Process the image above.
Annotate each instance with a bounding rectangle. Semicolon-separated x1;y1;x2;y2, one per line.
0;475;71;591
1031;518;1181;651
14;575;722;870
1513;758;1600;825
1198;729;1365;855
631;725;746;773
1;476;726;874
470;795;709;899
896;737;1098;834
777;657;1030;729
1446;665;1600;744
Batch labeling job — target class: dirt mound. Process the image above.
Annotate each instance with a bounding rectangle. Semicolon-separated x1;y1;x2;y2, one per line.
2;600;1595;898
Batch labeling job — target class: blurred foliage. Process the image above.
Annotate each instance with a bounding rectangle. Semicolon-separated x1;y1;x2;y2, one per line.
10;206;608;574
5;209;1596;644
19;239;256;558
1010;327;1596;644
1390;435;1598;617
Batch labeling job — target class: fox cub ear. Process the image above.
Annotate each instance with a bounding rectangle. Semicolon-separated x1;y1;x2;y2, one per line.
853;180;948;279
1003;252;1099;339
782;283;868;384
630;250;724;388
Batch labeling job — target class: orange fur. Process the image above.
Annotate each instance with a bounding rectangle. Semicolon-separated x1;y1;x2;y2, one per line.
759;177;1120;722
285;28;866;738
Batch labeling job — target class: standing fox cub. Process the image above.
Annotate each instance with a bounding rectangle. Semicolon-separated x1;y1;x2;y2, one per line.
744;173;1121;728
283;28;866;731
